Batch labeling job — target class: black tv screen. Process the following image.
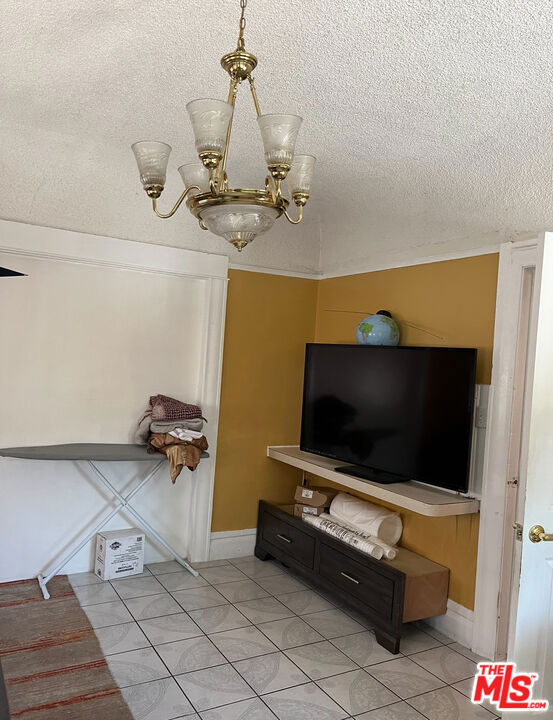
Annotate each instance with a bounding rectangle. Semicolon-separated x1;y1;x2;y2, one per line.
300;344;477;493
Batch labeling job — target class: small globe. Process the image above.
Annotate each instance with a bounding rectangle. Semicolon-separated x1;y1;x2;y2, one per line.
356;311;400;346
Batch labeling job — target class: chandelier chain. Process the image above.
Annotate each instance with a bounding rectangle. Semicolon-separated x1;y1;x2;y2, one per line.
237;0;247;50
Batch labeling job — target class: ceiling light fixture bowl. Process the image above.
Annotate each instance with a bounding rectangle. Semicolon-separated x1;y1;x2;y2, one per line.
187;189;288;251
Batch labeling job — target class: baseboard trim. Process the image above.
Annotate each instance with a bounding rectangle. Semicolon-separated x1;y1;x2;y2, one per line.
426;598;475;650
209;529;257;561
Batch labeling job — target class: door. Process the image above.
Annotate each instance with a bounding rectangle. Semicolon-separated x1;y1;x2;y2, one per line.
508;232;553;716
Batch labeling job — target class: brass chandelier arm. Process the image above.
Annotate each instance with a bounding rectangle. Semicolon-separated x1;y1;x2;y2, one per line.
152;185;202;218
265;175;280;203
247;76;261;117
284;205;303;225
209;174;219;197
219;78;240;186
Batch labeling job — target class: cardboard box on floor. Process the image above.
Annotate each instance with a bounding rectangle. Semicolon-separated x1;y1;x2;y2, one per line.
94;528;145;580
294;485;338;508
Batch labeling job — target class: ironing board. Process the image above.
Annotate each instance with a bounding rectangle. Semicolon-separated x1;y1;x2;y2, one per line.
0;443;209;599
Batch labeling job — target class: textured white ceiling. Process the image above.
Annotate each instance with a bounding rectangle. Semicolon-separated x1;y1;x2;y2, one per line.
1;0;552;275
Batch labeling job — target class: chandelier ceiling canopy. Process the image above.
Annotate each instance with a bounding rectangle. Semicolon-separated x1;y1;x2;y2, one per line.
132;0;315;252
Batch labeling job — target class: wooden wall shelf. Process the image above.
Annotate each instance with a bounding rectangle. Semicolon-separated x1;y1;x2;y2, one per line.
267;445;480;517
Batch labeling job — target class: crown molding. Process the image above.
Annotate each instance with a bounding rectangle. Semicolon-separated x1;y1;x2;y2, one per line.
230;244;501;281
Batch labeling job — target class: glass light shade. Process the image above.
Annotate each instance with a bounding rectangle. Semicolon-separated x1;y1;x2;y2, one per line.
131;141;171;188
186;99;233;155
178;163;209;193
287;154;316;194
257;114;302;167
199;203;279;251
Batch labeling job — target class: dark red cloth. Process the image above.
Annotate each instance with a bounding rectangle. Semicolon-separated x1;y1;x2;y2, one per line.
149;394;205;422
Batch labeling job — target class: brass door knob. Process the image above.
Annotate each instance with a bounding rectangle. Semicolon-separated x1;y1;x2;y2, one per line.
529;525;553;543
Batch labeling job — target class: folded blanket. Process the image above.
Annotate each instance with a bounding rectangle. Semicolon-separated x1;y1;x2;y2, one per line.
302;513;384;560
135;409;152;445
150;395;205;422
134;411;204;445
150;418;204;433
330;492;402;546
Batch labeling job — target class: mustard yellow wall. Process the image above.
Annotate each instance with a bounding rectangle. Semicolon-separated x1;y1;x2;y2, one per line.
212;255;499;611
212;269;318;532
316;254;499;385
314;254;499;609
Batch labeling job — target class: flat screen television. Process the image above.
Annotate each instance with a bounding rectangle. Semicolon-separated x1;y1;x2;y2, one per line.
300;344;477;493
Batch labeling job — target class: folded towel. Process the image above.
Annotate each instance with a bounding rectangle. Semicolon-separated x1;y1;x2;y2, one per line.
150;418;204;433
169;428;204;441
134;415;205;445
302;513;384;560
135;407;152;445
329;493;402;546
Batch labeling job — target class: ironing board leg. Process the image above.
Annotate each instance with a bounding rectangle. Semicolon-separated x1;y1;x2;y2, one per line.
88;462;199;578
119;504;199;577
38;574;50;600
37;501;130;598
37;461;164;598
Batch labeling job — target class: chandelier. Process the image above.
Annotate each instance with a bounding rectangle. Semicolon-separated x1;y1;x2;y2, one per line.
131;0;315;252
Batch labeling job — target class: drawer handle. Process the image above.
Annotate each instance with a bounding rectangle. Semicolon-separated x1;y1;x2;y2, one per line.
340;571;360;585
276;533;292;544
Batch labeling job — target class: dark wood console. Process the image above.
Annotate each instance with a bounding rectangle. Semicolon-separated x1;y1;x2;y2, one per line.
255;501;449;653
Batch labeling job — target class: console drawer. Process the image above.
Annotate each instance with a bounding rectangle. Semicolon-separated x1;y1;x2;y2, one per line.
261;510;315;568
319;542;395;619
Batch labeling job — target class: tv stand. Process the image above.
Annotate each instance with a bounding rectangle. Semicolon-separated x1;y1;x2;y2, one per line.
334;464;408;484
255;501;449;653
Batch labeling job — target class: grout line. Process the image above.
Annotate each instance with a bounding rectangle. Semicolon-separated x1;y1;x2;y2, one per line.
255;693;281;719
364;653;447;686
93;622;151;657
404;685;499;720
207;638;277;665
407;643;479;669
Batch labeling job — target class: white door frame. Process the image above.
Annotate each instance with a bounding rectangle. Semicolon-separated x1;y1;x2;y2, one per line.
472;237;542;659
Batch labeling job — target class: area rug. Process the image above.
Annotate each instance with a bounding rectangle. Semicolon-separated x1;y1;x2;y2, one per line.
0;576;133;719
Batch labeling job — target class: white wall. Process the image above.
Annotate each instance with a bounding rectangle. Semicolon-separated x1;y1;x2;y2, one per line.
0;252;206;446
0;220;228;581
2;458;193;579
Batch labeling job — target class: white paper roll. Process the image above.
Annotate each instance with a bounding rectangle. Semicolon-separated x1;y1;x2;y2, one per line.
323;514;398;560
329;492;403;546
302;513;384;560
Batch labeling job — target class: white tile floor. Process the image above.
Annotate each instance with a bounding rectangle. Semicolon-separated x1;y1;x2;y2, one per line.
68;556;499;720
